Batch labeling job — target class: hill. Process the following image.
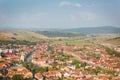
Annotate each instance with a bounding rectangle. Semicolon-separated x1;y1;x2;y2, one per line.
0;30;48;41
63;26;120;34
35;31;84;37
106;37;120;45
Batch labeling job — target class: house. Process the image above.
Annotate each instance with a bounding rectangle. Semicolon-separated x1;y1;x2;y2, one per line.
35;73;43;80
67;65;76;70
43;71;62;78
100;77;109;80
0;61;10;70
4;49;13;56
7;66;32;79
63;71;71;77
60;66;70;72
74;76;82;80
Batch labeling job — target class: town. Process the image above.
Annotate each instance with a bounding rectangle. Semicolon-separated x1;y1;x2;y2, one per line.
0;38;119;80
0;0;120;80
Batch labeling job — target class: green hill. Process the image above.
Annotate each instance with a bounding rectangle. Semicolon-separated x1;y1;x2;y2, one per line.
35;31;84;37
0;30;48;41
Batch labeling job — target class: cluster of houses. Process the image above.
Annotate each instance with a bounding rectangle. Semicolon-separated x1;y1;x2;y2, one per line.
64;45;120;79
28;43;120;80
0;41;120;80
0;43;37;79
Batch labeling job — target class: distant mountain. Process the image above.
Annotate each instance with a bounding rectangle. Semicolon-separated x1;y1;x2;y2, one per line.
0;30;48;41
35;31;84;37
0;26;120;35
0;26;18;30
63;26;120;34
0;26;60;31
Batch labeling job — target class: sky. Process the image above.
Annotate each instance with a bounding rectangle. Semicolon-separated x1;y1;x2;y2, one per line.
0;0;120;29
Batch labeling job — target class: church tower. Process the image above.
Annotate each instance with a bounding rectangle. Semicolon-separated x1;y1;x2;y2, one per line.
20;52;25;61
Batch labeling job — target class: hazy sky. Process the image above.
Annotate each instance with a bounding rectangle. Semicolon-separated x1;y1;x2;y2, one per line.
0;0;120;29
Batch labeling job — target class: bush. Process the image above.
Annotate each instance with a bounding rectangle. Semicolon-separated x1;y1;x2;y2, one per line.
12;74;23;80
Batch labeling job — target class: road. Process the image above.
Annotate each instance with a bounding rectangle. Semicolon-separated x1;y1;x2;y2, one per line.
24;49;37;62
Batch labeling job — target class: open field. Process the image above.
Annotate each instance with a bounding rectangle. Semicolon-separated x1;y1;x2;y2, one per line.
106;37;120;45
52;38;94;46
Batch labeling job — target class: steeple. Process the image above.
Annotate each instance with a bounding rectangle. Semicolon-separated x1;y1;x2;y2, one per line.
20;52;25;61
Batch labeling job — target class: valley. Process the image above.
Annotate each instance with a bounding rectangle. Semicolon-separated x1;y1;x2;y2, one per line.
0;30;119;80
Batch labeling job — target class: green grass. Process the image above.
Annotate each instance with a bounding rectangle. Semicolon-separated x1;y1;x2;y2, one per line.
52;38;93;46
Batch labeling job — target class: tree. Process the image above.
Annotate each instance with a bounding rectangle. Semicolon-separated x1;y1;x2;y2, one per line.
58;77;63;80
76;64;80;69
28;62;34;71
21;62;28;68
72;59;80;65
0;66;8;77
0;76;3;80
105;47;120;57
12;74;23;80
11;60;20;65
1;52;5;57
81;62;87;67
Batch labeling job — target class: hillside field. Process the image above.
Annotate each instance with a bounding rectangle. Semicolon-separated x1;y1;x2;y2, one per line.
0;30;48;42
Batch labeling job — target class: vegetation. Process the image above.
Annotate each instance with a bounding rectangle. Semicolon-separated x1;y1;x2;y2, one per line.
0;76;3;80
52;38;93;46
21;61;48;79
0;30;47;42
0;40;36;46
106;37;120;45
85;66;116;75
105;47;120;57
12;74;24;80
0;30;119;79
36;31;83;37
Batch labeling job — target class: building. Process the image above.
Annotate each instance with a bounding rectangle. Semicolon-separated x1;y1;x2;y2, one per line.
20;52;25;61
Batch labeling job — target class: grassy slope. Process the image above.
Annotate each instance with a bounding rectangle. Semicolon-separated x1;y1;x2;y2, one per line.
106;37;120;45
0;30;48;41
52;38;93;46
35;31;84;37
